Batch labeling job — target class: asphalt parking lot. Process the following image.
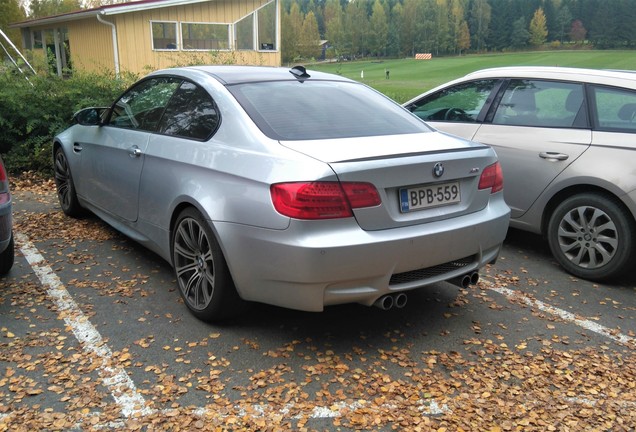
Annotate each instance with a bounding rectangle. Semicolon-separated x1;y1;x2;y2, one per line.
1;183;635;431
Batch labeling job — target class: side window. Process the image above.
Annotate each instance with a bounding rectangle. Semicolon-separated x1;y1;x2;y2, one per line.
235;13;254;50
158;81;220;140
151;21;178;50
181;23;230;50
591;86;636;133
493;79;586;128
407;79;499;123
108;77;181;132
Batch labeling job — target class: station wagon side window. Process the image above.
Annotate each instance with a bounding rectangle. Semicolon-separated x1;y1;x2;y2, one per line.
492;80;587;128
108;77;181;132
590;86;636;133
407;79;500;123
158;81;220;140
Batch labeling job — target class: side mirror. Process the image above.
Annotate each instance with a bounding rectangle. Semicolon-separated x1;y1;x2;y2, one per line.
72;107;107;126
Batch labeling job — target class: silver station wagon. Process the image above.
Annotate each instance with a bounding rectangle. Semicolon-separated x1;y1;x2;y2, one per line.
405;66;636;282
54;65;509;321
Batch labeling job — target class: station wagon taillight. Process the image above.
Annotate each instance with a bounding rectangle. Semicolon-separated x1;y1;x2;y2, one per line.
478;162;504;194
271;181;381;220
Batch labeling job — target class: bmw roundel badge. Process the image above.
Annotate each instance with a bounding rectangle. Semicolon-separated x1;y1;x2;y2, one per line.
433;162;444;178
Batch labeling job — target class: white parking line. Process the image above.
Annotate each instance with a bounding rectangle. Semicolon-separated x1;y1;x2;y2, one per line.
16;233;152;418
14;232;632;427
486;285;635;347
15;231;452;424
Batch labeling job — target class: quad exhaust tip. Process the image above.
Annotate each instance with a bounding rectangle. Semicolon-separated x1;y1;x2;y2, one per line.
373;292;408;310
373;272;479;310
450;271;480;288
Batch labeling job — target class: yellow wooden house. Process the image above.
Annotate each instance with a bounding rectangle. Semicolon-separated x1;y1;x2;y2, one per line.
11;0;280;76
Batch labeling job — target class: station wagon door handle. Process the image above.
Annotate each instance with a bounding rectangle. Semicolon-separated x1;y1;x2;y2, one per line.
73;143;82;152
539;152;569;161
129;145;143;158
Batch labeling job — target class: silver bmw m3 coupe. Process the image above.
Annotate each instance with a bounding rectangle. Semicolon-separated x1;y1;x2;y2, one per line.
53;65;509;321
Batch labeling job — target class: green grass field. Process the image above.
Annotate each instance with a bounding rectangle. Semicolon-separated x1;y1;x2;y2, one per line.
309;50;636;103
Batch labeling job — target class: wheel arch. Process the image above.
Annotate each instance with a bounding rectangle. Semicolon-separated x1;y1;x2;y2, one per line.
167;201;221;261
541;184;636;237
52;140;65;160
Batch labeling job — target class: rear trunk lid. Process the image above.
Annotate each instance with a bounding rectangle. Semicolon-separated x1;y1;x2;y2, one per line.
280;131;499;231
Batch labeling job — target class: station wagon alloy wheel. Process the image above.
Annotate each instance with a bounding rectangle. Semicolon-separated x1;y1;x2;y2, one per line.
172;208;242;321
548;193;635;281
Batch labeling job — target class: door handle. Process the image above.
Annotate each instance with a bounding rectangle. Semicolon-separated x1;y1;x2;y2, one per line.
73;143;83;152
129;145;142;158
539;152;569;161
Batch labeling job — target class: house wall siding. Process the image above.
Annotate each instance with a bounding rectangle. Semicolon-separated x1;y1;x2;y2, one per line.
68;19;114;73
18;0;279;75
113;0;278;74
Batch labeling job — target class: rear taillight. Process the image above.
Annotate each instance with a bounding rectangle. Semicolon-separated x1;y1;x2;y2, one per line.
271;181;381;220
0;162;9;204
478;162;504;194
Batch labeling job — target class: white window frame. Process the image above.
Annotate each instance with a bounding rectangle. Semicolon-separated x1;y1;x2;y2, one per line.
180;22;231;51
255;0;278;52
150;20;179;51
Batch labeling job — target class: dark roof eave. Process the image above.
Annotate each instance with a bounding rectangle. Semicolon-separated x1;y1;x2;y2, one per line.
10;0;219;29
10;10;102;28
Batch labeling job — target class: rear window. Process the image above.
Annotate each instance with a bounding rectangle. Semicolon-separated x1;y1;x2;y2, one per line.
228;80;430;140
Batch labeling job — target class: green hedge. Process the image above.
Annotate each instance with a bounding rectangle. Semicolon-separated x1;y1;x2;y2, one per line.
0;68;137;175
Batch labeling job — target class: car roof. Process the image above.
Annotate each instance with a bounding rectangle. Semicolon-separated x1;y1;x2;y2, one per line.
151;65;355;86
463;66;636;87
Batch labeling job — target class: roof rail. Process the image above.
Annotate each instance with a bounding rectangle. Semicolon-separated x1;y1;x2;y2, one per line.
0;29;36;85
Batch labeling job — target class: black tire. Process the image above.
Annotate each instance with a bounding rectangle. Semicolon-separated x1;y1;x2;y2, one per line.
171;208;244;322
547;193;635;281
0;233;14;275
54;147;84;218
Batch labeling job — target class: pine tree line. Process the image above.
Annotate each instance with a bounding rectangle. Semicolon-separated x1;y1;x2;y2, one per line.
281;0;636;63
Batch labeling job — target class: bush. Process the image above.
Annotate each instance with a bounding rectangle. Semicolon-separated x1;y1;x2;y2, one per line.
0;68;137;175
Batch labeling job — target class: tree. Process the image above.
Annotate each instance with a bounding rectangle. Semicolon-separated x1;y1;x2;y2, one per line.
511;16;530;49
457;20;471;54
469;0;491;51
281;2;304;62
434;0;452;55
569;18;586;43
28;0;81;19
556;5;572;43
299;10;321;59
529;7;548;46
0;0;26;53
368;0;388;57
400;0;420;57
323;0;345;59
450;0;470;55
386;0;403;57
344;0;369;58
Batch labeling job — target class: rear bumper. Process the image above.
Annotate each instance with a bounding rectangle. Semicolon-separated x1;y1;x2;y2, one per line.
214;199;510;311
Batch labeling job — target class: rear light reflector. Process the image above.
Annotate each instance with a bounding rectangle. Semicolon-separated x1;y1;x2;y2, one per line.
271;181;380;220
478;162;504;194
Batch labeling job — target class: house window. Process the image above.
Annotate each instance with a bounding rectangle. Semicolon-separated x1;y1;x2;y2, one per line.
32;30;43;49
235;13;254;50
151;21;178;50
181;23;230;50
257;1;277;51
